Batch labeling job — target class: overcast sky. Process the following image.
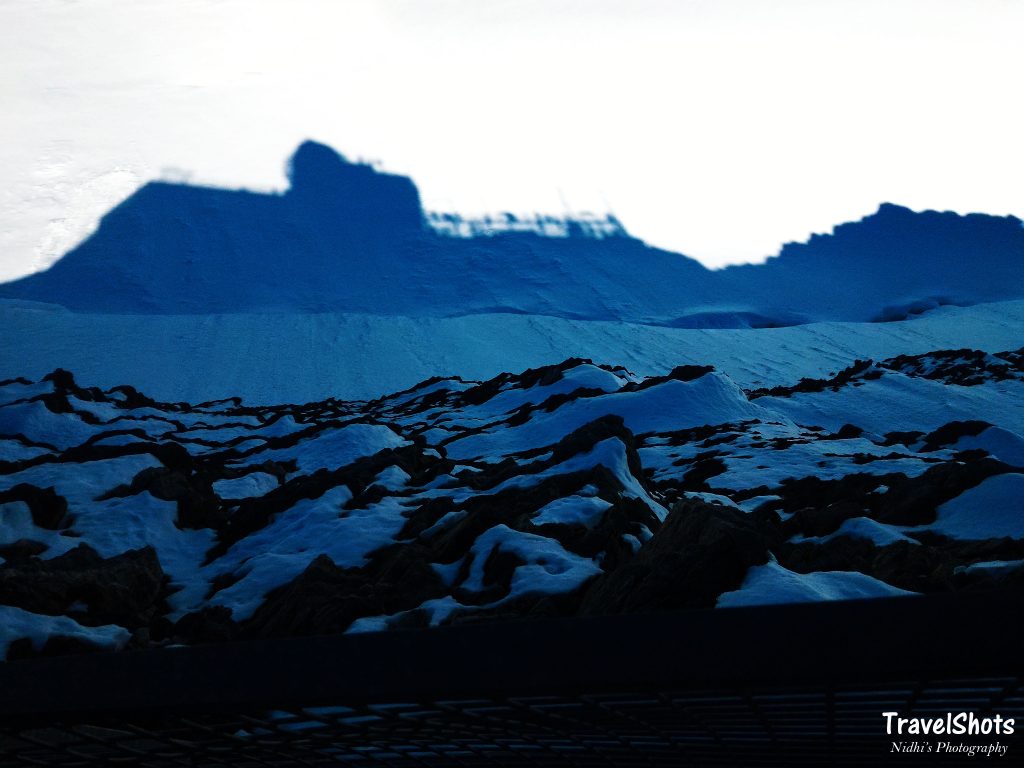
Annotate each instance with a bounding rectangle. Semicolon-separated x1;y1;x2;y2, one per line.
1;0;1022;281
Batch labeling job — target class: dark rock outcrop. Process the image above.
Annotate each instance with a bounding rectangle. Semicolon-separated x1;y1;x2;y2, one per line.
0;544;167;628
0;484;70;530
243;548;448;638
581;500;778;614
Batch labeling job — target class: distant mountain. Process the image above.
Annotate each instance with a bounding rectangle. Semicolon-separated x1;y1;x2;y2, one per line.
718;202;1024;324
1;141;1022;325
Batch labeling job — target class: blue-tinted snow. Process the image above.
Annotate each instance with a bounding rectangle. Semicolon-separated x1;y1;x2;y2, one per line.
73;492;216;616
349;527;603;634
207;488;410;621
461;524;602;596
0;401;96;450
247;423;407;474
717;561;916;607
762;374;1024;436
212;472;280;500
0;438;50;462
446;374;770;460
532;490;612;528
790;517;920;547
954;559;1024;576
3;299;1022;404
927;474;1024;540
0;453;163;508
954;427;1024;467
486;437;667;522
0;605;130;659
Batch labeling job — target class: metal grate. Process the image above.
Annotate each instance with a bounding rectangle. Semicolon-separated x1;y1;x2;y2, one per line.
2;591;1023;766
3;678;1022;766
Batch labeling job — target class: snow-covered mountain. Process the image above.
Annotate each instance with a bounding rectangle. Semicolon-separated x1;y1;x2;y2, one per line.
1;139;1022;660
2;349;1022;658
1;141;1022;325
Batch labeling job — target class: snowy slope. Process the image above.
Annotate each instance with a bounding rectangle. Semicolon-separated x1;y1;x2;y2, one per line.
2;346;1022;658
2;298;1022;403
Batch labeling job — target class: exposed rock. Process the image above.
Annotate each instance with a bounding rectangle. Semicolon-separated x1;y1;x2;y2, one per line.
5;634;111;661
0;544;167;628
0;484;69;529
581;500;778;614
243;549;448;638
172;606;238;644
0;540;48;561
778;538;954;593
874;459;1009;526
747;359;879;400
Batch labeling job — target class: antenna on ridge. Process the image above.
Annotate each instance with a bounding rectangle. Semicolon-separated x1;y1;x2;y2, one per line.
597;188;626;236
556;187;573;218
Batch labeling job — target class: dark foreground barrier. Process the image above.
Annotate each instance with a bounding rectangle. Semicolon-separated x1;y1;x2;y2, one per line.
1;588;1022;766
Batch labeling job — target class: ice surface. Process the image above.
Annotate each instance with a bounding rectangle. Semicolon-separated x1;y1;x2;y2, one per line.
2;298;1022;403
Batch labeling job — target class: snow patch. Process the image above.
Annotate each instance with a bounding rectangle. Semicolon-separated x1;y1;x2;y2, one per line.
0;605;131;660
717;561;915;607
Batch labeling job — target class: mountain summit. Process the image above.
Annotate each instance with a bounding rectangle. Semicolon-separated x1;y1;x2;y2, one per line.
1;142;1021;324
284;141;424;238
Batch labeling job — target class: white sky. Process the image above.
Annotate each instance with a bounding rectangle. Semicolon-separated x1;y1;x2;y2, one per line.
1;0;1022;281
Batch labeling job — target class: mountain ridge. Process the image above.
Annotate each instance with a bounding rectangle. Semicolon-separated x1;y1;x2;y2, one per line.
1;141;1021;325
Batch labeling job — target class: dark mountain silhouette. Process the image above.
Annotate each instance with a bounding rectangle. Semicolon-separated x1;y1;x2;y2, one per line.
1;141;1021;325
718;202;1024;323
